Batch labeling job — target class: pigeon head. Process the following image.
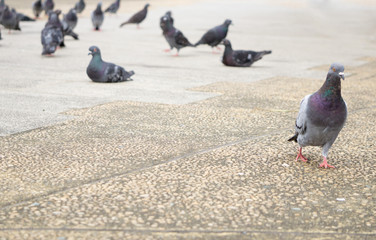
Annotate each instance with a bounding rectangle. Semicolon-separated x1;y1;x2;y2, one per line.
221;39;232;47
88;46;101;56
328;63;345;80
165;11;172;17
144;3;150;9
224;19;232;26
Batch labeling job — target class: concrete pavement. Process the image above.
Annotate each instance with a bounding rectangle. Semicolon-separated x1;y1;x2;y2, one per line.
0;0;375;239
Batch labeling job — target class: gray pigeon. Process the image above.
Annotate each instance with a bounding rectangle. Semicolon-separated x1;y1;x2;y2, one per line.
61;13;79;41
87;46;134;83
0;29;2;40
120;3;149;28
221;39;271;67
17;12;35;22
32;0;43;18
41;10;63;55
43;0;54;15
160;14;194;56
105;0;120;14
160;11;173;31
74;0;85;14
194;19;232;51
63;8;78;30
91;2;104;31
0;6;21;32
288;63;347;168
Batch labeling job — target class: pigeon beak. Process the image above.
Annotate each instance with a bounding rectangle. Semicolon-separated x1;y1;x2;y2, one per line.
88;52;92;55
339;72;345;80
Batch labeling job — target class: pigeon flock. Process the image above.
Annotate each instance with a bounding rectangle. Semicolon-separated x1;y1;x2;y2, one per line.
0;0;348;169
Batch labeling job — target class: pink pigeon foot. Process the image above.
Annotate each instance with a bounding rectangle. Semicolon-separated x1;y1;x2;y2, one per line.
295;147;308;162
319;157;335;169
173;53;179;57
163;49;171;52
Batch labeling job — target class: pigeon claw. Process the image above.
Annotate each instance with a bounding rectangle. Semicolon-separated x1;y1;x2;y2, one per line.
319;157;335;169
295;147;308;162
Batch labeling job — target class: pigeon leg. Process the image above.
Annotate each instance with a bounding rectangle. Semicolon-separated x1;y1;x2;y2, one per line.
295;147;307;162
173;52;179;57
319;157;335;169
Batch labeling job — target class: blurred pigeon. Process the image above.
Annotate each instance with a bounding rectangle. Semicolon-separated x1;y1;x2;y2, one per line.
105;0;120;14
120;3;149;28
17;12;35;22
87;46;134;83
63;8;78;30
43;0;54;15
61;13;79;41
288;63;347;169
159;10;173;31
0;6;21;32
74;0;85;14
221;39;271;67
91;2;104;31
41;10;63;55
194;19;232;51
160;15;194;56
32;0;43;18
0;29;2;40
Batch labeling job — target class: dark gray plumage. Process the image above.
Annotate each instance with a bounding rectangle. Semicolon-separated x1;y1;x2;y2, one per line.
74;0;85;14
41;10;63;55
160;14;194;56
17;12;35;22
0;6;21;32
87;46;134;83
194;19;232;48
159;11;173;31
61;14;79;41
120;3;149;28
32;0;43;18
221;39;271;67
105;0;120;14
0;29;2;40
288;63;347;168
63;8;78;30
43;0;54;15
91;2;104;31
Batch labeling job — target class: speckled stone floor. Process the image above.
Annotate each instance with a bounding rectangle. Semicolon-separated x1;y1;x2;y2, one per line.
1;58;375;239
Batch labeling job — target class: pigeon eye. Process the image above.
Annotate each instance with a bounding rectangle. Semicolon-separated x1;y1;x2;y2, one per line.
94;48;97;52
332;67;336;72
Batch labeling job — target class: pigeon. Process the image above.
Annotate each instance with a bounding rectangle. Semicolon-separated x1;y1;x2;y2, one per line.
288;63;347;169
0;6;21;32
105;0;120;14
194;19;232;51
17;12;36;22
74;0;85;14
120;3;149;28
32;0;43;18
159;10;173;31
91;2;104;31
221;39;271;67
0;29;2;40
61;13;79;41
63;8;78;30
41;10;63;55
43;0;54;15
160;15;194;56
87;46;134;83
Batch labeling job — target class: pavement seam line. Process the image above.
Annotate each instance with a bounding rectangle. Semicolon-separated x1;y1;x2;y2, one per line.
0;228;375;236
0;129;290;210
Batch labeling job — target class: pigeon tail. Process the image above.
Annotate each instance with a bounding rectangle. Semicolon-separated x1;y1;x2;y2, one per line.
127;70;135;77
288;133;298;142
120;21;129;27
254;50;272;61
194;39;203;47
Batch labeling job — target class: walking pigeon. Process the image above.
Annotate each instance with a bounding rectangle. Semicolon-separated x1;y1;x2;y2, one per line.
160;15;194;56
194;19;232;51
32;0;43;18
61;11;79;41
63;8;78;30
43;0;54;15
105;0;120;14
288;63;347;168
221;39;271;67
74;0;85;14
91;2;104;31
87;46;134;83
0;6;21;32
120;3;149;28
41;10;63;55
160;11;173;31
